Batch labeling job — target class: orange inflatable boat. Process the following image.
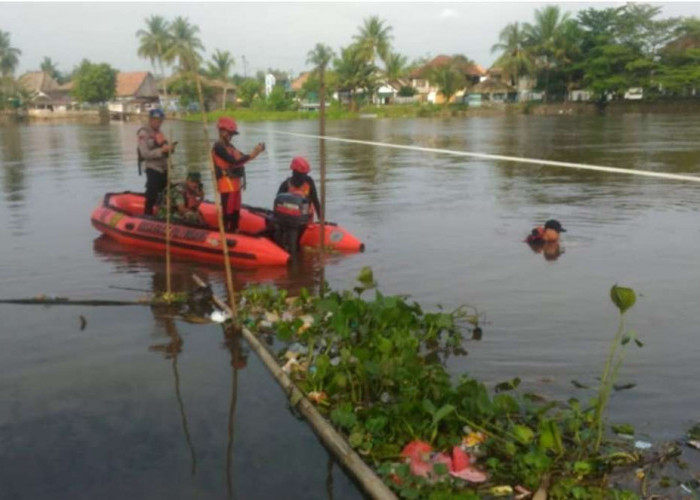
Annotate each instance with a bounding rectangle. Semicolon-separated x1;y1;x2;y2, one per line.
91;192;364;267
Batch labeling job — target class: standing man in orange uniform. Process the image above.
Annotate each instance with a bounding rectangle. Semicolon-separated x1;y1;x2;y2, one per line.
212;117;265;232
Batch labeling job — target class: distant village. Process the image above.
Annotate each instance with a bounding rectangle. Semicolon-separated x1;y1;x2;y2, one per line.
16;59;534;120
3;3;700;121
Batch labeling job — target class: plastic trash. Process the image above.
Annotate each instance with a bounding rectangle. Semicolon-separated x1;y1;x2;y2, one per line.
400;440;488;483
634;440;652;450
210;309;231;323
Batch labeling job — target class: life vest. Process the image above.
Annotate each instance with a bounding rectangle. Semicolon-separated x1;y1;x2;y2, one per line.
136;127;168;175
526;226;546;244
178;183;203;210
212;140;244;193
287;178;311;198
287;178;314;216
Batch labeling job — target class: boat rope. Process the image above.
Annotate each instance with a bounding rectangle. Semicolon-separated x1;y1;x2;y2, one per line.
255;129;700;184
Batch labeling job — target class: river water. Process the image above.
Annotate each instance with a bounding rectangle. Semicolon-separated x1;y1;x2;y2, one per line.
1;115;699;498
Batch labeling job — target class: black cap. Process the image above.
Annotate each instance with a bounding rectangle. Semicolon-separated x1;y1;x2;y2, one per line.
186;171;201;182
544;219;566;233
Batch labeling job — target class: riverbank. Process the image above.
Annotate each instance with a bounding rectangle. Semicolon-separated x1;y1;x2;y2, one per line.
183;99;700;124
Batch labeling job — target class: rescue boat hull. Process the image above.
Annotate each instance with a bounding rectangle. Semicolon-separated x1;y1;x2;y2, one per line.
90;192;364;267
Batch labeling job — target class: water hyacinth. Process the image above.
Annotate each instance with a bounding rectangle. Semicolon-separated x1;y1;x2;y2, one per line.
234;272;679;498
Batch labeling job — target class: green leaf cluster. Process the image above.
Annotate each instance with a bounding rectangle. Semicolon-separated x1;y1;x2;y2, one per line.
238;273;646;497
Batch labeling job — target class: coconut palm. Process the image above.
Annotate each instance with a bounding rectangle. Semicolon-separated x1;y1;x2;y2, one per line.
353;16;393;65
136;16;172;97
307;43;334;74
306;43;335;104
164;17;204;74
428;62;465;107
383;51;408;83
491;22;535;87
334;44;376;111
523;6;571;100
40;57;61;82
207;49;235;109
0;30;21;77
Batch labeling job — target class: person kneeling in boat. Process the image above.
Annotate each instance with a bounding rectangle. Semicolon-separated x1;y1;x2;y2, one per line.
277;156;322;219
157;172;205;225
212;117;265;233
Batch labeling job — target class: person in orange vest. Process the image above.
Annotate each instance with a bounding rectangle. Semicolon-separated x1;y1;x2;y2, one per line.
137;108;177;215
212;117;265;232
525;219;566;244
276;156;322;218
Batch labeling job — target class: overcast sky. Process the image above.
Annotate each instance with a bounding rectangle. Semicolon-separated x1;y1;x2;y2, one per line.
3;2;699;77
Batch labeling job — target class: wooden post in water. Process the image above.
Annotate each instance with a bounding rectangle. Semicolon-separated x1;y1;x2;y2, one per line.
319;64;327;296
192;274;397;500
193;73;238;315
307;44;333;297
165;129;175;297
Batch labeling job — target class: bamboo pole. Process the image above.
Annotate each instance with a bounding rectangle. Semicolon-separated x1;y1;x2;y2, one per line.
0;297;155;306
318;65;327;297
192;274;397;500
192;72;237;316
165;129;174;297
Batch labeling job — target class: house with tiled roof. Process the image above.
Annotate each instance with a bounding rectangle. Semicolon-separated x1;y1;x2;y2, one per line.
18;71;73;111
107;71;159;117
409;55;486;104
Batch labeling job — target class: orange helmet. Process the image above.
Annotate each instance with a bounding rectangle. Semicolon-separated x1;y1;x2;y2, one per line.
217;117;238;134
290;156;310;174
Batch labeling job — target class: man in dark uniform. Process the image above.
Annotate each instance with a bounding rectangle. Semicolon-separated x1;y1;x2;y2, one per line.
138;109;176;215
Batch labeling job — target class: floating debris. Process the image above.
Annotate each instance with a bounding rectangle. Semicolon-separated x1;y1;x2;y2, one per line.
634;440;653;450
210;309;231;323
613;382;637;391
399;440;488;484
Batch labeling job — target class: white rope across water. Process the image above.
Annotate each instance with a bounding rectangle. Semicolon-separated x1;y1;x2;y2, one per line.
259;129;700;184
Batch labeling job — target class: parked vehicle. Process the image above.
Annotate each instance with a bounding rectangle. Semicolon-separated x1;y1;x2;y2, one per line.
624;88;643;100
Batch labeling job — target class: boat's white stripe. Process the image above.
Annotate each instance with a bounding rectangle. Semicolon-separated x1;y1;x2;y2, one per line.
255;128;700;184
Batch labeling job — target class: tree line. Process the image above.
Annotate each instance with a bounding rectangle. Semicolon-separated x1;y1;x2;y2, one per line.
2;4;700;111
492;4;700;102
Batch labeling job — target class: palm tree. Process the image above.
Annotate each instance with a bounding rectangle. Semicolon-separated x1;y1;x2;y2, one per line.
164;17;204;75
0;30;21;77
207;49;235;109
353;16;393;65
428;63;465;107
334;44;376;111
523;6;571;100
383;51;408;83
491;22;535;87
306;43;334;258
137;16;172;97
307;43;334;107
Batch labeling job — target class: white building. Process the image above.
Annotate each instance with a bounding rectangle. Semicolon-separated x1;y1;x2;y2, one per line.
264;73;276;97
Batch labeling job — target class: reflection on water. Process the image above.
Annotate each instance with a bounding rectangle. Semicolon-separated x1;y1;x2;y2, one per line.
527;241;564;262
148;310;198;477
92;235;326;296
1;125;27;233
76;125;122;179
3;114;700;497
